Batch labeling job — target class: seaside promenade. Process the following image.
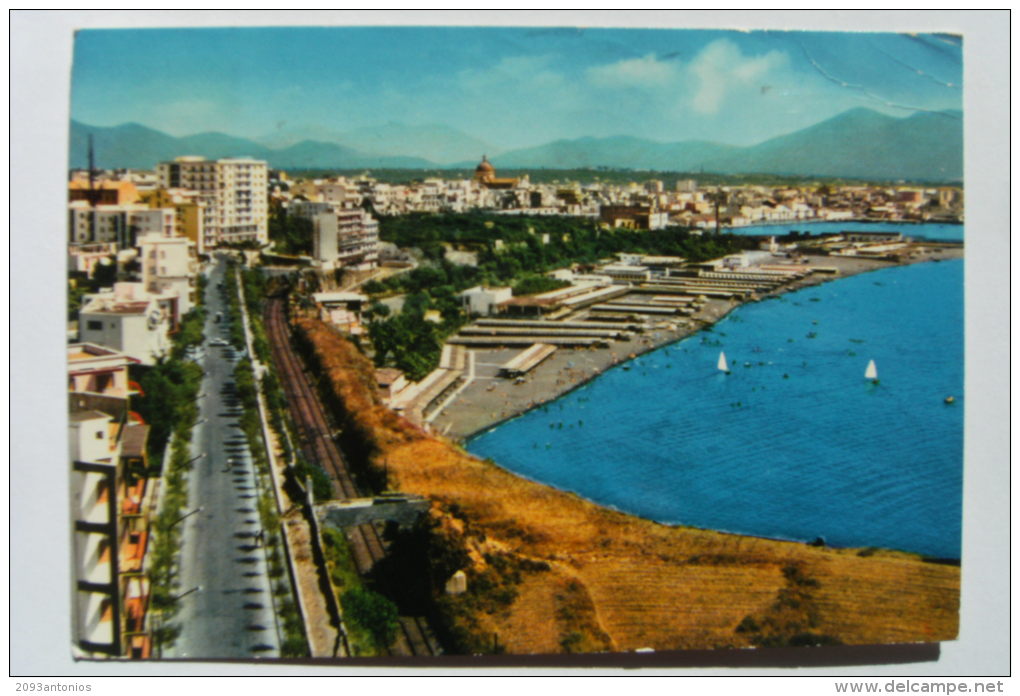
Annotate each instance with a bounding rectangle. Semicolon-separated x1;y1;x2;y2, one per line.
430;248;964;441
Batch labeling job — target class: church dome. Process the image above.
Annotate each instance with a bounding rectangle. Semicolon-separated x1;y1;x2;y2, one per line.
475;155;495;174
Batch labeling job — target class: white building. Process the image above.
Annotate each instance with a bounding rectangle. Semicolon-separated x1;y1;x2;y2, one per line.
78;283;175;365
68;241;119;277
68;342;135;401
136;233;196;316
599;264;652;282
312;291;368;333
310;207;380;270
69;341;152;659
157;156;268;247
458;286;513;316
69;202;176;247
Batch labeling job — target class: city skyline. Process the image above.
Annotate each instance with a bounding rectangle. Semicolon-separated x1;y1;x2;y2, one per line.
71;27;962;151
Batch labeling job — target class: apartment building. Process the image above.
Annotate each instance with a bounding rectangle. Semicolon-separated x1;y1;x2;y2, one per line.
68;203;177;277
69;343;152;659
78;283;176;365
139;188;208;255
69;202;176;247
287;199;380;271
136;233;196;316
156;156;268;248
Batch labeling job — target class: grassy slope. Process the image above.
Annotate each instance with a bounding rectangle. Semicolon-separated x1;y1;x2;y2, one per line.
296;316;959;654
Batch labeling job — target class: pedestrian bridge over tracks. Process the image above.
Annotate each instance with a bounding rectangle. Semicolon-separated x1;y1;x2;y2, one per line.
315;493;431;530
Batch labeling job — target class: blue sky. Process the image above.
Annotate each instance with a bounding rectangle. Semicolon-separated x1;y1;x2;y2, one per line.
71;26;962;149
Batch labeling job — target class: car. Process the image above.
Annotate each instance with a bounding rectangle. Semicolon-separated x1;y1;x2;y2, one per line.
209;338;229;347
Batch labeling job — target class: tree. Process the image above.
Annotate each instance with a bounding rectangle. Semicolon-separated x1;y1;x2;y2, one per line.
364;301;390;321
341;587;399;650
268;209;314;256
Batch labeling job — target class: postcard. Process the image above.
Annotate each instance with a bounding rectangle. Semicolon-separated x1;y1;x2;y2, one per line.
23;14;1000;673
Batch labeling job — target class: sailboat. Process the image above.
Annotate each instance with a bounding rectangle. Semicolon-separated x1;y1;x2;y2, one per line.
717;351;730;374
864;359;879;384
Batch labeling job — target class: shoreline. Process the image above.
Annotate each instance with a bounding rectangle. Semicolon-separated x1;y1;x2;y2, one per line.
431;245;964;443
295;284;962;652
721;217;964;231
429;246;964;562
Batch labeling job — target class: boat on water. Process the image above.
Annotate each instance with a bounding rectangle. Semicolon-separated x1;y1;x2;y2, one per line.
717;351;730;374
865;359;879;384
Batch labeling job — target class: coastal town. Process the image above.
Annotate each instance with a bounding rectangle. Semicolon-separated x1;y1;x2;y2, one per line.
67;146;963;660
6;8;1012;686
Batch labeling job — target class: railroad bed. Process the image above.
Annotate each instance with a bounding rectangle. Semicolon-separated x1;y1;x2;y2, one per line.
264;297;439;658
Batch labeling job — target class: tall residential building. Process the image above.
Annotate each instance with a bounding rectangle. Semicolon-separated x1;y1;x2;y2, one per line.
139;188;208;255
156;156;268;248
137;232;196;316
69;343;152;659
289;201;380;271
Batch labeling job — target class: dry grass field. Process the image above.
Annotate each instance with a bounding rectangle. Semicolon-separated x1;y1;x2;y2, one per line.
294;316;959;654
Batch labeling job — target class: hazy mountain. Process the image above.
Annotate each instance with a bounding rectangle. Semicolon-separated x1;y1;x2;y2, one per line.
477;109;962;181
705;108;963;181
337;123;497;165
176;131;274;161
70;121;437;170
482;135;738;171
257;122;497;165
254;124;352;150
71;108;962;181
271;140;435;169
70;121;187;170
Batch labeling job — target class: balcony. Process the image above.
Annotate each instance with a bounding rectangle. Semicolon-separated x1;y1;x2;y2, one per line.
76;533;112;585
123;591;149;634
120;477;146;516
119;529;148;573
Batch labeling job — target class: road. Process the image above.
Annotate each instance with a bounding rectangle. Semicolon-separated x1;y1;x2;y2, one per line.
165;255;282;659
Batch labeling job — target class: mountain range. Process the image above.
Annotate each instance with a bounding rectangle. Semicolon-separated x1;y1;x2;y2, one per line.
70;108;962;182
255;122;497;165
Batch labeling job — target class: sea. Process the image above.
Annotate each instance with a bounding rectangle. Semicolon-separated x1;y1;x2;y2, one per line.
728;220;963;243
468;247;964;559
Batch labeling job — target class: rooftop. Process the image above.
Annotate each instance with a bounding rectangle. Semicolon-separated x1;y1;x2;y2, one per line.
83;301;152;316
120;423;150;459
68;342;122;361
70;409;112;423
375;368;405;387
312;291;368;304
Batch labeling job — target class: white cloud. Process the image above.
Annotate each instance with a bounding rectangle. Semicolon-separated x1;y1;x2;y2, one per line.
586;54;678;88
688;39;788;114
583;40;789;118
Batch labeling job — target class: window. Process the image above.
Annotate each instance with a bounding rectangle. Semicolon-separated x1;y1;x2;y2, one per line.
95;430;104;440
86;320;103;331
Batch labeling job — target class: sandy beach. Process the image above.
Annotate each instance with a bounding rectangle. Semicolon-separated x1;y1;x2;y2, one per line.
430;246;963;441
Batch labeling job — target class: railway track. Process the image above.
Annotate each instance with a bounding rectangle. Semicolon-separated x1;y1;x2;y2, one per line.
264;296;438;658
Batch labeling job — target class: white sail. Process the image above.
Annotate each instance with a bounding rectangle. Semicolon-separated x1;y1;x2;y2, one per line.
717;351;729;372
864;359;878;380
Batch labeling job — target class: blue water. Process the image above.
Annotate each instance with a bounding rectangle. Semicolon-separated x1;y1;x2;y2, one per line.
727;220;964;243
469;258;964;558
